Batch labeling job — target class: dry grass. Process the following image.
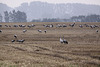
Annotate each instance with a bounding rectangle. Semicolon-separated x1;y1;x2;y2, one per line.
0;22;100;67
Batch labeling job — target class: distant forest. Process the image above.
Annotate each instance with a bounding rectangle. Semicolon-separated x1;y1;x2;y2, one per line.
31;14;100;22
0;10;100;22
0;10;27;22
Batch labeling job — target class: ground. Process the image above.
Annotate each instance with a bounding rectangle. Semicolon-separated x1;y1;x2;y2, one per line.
0;22;100;67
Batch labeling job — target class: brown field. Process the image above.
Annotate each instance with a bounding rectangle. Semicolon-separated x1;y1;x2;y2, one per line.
0;22;100;67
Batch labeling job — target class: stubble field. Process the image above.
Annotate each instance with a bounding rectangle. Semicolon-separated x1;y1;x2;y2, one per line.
0;22;100;67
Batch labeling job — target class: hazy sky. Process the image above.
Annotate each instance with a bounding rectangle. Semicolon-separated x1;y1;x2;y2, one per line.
0;0;100;8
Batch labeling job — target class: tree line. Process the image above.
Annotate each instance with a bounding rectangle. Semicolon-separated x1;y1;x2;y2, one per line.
31;14;100;22
0;10;27;22
0;11;100;22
